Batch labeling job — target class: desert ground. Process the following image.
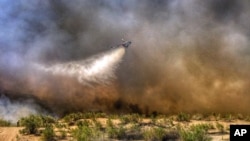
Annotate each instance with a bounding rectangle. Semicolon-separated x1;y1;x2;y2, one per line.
1;113;250;141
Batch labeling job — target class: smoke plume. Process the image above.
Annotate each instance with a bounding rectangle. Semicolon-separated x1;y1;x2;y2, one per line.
0;95;43;122
1;0;250;119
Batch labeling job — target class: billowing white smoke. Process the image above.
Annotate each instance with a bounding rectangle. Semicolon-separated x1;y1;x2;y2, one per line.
0;95;39;123
34;47;125;86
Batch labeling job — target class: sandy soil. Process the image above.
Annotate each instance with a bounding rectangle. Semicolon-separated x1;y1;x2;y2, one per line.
0;127;39;141
0;127;21;141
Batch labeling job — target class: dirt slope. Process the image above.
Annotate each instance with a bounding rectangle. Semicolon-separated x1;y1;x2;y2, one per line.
0;127;39;141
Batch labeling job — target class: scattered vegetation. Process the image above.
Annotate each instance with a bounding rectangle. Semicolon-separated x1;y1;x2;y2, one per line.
18;115;57;135
120;114;141;125
19;115;43;135
177;112;191;122
179;124;212;141
4;112;250;140
63;112;107;123
0;118;11;127
107;125;126;139
72;124;94;141
42;124;55;141
143;127;166;140
105;118;127;139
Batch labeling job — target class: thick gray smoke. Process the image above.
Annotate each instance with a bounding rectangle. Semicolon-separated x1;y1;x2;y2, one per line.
1;0;250;118
0;95;41;122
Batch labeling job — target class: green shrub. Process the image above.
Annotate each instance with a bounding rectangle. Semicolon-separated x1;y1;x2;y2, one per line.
84;112;101;119
130;123;141;132
107;125;126;139
180;124;212;141
41;115;56;125
18;114;57;135
55;123;67;129
63;112;84;123
95;112;107;118
120;114;141;125
129;114;141;123
0;119;11;127
72;125;94;141
106;118;126;139
163;118;174;127
19;115;43;134
72;119;102;141
76;119;91;127
154;127;166;140
177;113;191;122
143;127;166;140
120;115;130;125
143;129;154;140
42;124;55;141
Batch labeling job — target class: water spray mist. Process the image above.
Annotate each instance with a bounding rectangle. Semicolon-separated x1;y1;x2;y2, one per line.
34;47;126;86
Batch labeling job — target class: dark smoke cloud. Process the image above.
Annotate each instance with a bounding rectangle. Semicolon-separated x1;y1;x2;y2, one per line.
1;0;250;118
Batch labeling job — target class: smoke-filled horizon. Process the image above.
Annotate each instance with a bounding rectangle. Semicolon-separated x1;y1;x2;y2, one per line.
1;0;250;119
